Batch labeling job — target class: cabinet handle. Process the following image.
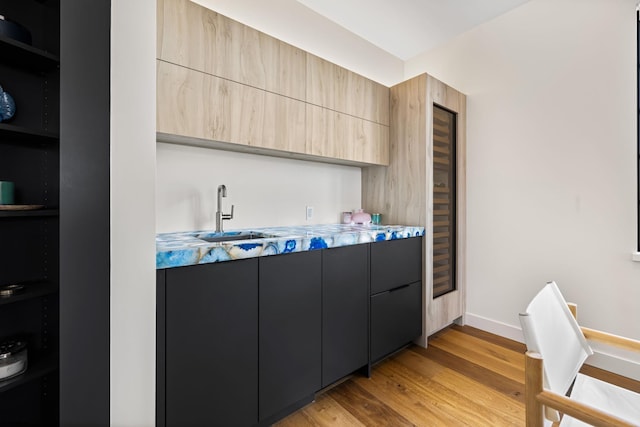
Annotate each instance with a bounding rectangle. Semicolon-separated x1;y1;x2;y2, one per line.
388;284;410;293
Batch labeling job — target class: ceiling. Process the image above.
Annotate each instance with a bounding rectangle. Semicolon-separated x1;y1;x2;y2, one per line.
294;0;531;60
192;0;532;84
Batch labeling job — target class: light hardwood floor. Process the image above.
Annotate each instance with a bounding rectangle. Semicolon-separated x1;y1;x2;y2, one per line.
275;325;640;426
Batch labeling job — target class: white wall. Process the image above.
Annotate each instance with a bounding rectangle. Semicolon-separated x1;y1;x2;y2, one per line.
156;143;361;232
111;0;157;425
117;1;640;423
407;0;640;375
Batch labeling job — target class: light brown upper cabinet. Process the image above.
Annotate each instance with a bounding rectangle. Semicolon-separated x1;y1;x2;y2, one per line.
157;61;307;154
305;54;390;165
306;54;389;126
362;73;466;342
157;0;390;166
158;0;306;101
306;105;389;165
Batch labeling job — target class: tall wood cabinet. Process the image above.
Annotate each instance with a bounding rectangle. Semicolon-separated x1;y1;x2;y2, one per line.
362;73;467;342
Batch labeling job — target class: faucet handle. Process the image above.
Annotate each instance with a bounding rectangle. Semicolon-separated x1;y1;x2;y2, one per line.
223;205;234;220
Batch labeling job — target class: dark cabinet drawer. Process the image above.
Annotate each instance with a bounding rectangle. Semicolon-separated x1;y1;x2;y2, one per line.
370;281;422;362
370;237;422;294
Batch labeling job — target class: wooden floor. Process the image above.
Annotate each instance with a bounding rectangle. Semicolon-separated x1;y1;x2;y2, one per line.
275;325;640;427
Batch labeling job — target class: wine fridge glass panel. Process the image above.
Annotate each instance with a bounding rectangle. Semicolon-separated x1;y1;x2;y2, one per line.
432;105;456;298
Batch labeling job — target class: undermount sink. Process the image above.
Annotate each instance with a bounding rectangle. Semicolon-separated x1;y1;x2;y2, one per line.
199;232;274;243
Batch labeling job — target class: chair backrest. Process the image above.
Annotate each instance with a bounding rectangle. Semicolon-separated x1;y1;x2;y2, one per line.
519;281;593;395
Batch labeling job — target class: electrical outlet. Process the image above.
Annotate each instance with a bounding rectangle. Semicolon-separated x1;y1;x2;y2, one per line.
306;206;314;220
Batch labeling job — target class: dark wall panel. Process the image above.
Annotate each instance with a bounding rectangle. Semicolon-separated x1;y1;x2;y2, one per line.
59;0;110;425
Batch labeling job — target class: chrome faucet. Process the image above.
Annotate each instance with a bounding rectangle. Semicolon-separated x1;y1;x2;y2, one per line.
216;184;234;232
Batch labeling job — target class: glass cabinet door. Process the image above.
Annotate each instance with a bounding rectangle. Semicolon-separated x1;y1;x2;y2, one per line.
432;105;456;298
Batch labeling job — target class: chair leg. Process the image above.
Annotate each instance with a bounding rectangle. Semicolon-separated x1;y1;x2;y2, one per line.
525;351;545;427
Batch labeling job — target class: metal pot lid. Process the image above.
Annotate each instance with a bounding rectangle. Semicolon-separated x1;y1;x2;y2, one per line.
0;339;26;359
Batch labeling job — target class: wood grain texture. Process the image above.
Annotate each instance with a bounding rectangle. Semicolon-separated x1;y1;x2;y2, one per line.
273;325;640;427
362;73;467;342
306;53;389;125
157;0;306;100
306;104;389;166
157;60;306;154
537;391;636;427
362;74;427;226
274;325;526;426
525;352;545;427
158;0;390;166
581;327;640;352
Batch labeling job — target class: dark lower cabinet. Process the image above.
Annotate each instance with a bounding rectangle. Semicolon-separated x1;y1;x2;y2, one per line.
259;251;321;424
370;236;423;363
371;237;423;294
322;244;368;387
370;281;422;362
156;237;424;426
159;259;259;427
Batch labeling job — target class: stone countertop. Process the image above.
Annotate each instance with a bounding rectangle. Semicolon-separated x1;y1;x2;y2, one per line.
156;224;424;269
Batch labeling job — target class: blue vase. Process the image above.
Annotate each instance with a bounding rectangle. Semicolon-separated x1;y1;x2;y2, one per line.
0;85;16;122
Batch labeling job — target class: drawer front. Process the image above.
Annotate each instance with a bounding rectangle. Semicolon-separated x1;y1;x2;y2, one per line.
370;281;422;362
370;237;423;294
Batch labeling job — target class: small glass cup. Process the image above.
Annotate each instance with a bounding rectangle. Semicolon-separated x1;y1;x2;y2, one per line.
371;213;381;225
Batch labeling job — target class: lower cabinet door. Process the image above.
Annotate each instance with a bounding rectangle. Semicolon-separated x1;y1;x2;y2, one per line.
370;281;422;362
163;259;258;427
259;251;322;423
322;244;368;387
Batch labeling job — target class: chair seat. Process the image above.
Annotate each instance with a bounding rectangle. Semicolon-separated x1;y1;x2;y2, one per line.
560;373;640;426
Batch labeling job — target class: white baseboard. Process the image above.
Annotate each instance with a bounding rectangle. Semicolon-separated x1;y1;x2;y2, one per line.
464;312;640;382
465;312;525;343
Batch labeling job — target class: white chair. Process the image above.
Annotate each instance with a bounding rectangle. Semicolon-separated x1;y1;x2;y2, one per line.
519;281;640;427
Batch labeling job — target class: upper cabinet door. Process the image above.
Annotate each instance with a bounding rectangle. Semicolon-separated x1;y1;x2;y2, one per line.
157;60;307;153
306;105;389;165
157;0;306;100
306;53;389;126
157;0;390;166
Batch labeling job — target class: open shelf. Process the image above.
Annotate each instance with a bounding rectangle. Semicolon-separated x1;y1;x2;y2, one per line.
0;353;57;394
0;123;59;143
0;35;59;72
0;281;58;307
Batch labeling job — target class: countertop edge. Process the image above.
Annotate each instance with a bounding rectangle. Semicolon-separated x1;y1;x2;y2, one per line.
156;224;424;269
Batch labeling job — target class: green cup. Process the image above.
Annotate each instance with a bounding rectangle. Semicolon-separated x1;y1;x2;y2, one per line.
0;181;15;205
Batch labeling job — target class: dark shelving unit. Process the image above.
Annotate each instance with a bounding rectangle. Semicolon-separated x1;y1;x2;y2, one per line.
0;0;60;424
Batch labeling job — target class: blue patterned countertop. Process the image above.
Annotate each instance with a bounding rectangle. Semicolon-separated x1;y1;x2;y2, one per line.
156;224;424;269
